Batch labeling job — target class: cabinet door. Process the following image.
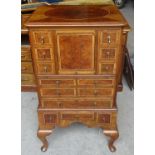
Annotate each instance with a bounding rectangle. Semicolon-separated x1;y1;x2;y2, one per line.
56;30;95;74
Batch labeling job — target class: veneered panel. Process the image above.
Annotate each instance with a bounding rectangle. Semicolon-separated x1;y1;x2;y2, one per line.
57;31;95;74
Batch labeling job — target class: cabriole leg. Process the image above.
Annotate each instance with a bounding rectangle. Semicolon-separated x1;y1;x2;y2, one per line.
37;130;52;152
103;129;119;152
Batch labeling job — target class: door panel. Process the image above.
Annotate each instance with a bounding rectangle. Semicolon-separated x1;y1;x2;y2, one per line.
56;30;95;74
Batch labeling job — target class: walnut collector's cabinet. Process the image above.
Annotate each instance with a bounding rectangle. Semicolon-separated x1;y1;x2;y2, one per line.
26;5;130;152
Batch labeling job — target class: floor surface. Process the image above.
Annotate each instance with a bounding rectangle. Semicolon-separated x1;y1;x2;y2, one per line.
21;1;134;155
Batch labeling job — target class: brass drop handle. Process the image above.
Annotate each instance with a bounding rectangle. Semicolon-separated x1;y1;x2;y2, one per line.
40;36;45;44
44;66;47;72
107;35;111;44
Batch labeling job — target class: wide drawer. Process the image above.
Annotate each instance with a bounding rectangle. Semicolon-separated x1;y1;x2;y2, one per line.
77;79;114;87
21;62;33;73
41;99;113;108
39;79;76;87
21;74;36;85
40;88;76;97
78;88;113;97
60;111;95;121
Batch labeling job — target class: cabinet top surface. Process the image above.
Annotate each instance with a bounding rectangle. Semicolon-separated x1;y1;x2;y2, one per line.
26;5;129;27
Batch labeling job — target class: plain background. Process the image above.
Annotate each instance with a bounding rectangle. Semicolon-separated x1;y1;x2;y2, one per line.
0;0;155;155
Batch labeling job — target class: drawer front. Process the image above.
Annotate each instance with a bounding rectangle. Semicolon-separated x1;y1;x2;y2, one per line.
34;48;54;61
99;29;121;46
99;48;116;60
21;74;36;85
40;88;76;97
78;79;114;87
97;113;111;124
78;88;113;97
21;51;32;61
31;31;52;45
36;63;55;74
39;79;76;87
21;62;33;73
99;63;116;74
60;112;95;121
44;113;57;124
41;99;113;108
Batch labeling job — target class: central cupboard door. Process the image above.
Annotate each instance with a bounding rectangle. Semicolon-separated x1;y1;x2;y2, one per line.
56;30;95;74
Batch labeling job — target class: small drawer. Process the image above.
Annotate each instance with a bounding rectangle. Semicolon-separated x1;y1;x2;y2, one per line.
31;31;52;45
97;113;111;124
39;79;76;87
99;29;121;46
60;112;95;121
34;48;54;61
99;48;116;60
21;62;33;73
21;74;36;85
78;79;114;87
78;88;113;97
36;63;55;74
99;63;116;74
44;113;57;124
21;52;32;61
40;88;76;97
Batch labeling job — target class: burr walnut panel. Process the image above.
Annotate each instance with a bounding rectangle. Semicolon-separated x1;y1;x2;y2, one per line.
56;31;95;74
